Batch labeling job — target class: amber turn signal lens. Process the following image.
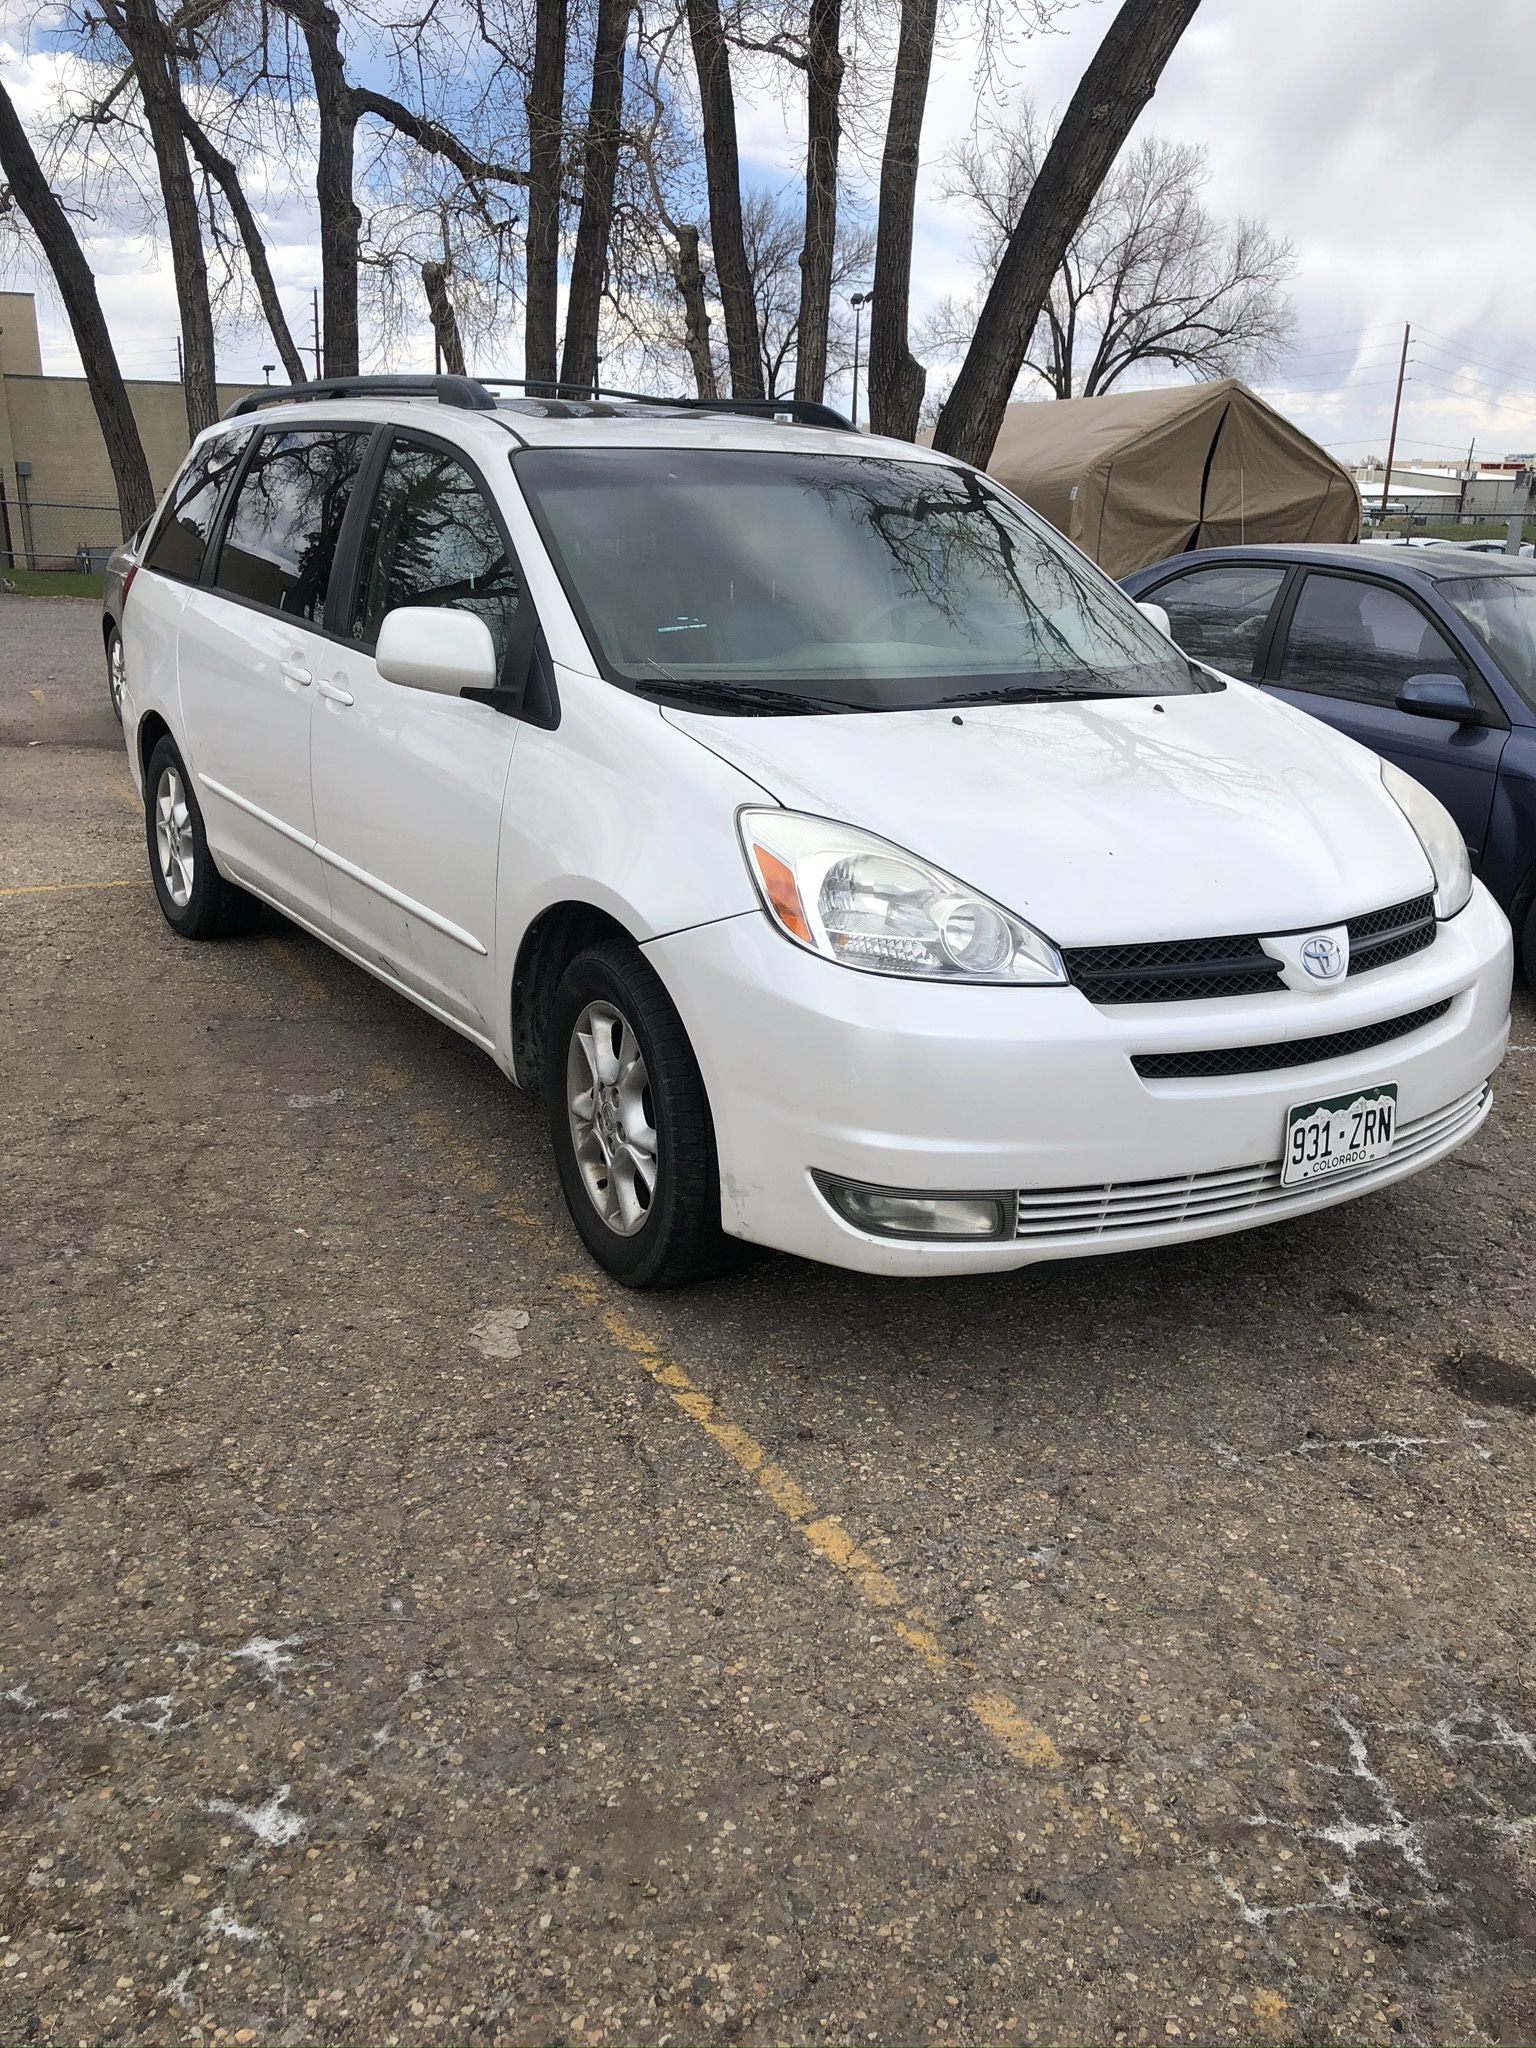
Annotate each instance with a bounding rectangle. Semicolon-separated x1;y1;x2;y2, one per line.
751;843;813;944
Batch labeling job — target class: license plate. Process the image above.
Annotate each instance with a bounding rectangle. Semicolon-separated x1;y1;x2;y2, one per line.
1282;1084;1398;1187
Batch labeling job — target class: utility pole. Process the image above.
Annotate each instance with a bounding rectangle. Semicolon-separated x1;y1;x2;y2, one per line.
312;289;322;379
1456;435;1476;530
175;333;184;385
1379;322;1410;525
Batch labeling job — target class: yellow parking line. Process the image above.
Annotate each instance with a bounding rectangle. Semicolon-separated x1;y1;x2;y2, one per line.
273;940;1089;1791
112;780;140;812
0;878;136;899
29;687;45;703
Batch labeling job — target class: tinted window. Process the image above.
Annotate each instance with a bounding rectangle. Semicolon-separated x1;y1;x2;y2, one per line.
1441;573;1536;712
350;440;520;665
213;428;369;623
1150;563;1286;672
1277;573;1465;707
516;448;1200;714
142;435;246;583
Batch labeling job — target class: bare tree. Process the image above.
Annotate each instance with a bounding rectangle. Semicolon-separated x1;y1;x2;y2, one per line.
741;187;872;399
561;0;631;394
178;105;307;384
421;255;467;373
866;0;936;440
684;0;762;398
522;0;568;393
99;0;221;434
0;77;155;533
932;0;1204;467
932;109;1293;399
619;20;718;397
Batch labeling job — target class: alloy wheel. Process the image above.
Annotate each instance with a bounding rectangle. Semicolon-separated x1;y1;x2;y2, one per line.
154;763;195;907
108;633;125;718
566;1000;659;1236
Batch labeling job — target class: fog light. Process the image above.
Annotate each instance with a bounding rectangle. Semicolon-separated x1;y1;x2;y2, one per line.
814;1174;1011;1241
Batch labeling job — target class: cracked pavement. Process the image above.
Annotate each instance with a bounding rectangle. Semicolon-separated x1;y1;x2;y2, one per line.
3;597;1536;2045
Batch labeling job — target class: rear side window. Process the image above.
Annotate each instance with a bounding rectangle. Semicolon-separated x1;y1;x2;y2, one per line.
1150;563;1287;672
212;427;370;624
1277;573;1465;707
348;438;520;664
142;435;246;583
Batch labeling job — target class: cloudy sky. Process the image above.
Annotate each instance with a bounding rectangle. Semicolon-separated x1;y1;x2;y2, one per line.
2;0;1534;469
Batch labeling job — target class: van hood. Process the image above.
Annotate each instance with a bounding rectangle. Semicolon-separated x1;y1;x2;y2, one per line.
663;682;1436;947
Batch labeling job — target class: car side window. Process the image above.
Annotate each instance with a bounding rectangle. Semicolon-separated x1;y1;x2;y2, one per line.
212;427;370;624
1147;564;1287;672
349;439;521;667
1277;573;1466;708
141;435;246;583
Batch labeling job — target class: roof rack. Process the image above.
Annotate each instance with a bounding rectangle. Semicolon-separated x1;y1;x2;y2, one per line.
223;371;856;434
225;373;498;419
480;379;855;432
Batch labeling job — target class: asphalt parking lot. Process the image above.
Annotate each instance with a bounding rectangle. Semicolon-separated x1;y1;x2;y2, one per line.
3;594;1535;2047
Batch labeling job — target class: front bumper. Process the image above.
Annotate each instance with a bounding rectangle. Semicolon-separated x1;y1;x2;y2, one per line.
645;882;1513;1276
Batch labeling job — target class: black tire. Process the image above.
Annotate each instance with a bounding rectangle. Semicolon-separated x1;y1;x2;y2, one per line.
546;940;739;1288
105;623;125;725
143;734;254;939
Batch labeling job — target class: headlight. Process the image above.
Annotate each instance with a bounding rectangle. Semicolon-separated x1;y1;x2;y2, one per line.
1380;761;1472;919
738;809;1065;984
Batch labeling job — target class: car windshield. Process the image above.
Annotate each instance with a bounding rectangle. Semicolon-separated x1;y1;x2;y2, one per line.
1439;572;1536;711
514;447;1202;713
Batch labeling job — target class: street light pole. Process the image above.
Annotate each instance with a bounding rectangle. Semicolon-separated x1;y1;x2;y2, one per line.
850;291;871;430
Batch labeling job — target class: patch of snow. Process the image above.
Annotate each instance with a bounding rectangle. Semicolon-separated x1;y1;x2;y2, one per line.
229;1635;300;1686
206;1906;265;1944
105;1693;176;1734
205;1783;306;1847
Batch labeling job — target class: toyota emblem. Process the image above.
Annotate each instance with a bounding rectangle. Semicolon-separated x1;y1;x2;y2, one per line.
1300;934;1345;981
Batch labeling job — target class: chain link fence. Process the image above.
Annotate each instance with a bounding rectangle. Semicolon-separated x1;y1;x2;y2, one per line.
1;496;123;575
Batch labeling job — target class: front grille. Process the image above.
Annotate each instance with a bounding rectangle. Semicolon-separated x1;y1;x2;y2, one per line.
1132;1000;1451;1080
1064;892;1437;1003
1012;1086;1488;1242
1347;894;1435;975
1062;934;1283;1004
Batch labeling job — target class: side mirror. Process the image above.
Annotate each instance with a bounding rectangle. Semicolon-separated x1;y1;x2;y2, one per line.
1136;599;1172;639
1396;672;1478;723
375;606;498;697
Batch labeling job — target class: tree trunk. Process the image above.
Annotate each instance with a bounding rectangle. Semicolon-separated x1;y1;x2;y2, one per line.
179;107;307;383
524;0;568;395
0;80;155;536
685;0;762;400
120;0;219;436
793;0;842;404
932;0;1203;467
867;0;936;439
560;0;629;395
421;259;466;375
287;0;361;377
672;223;718;397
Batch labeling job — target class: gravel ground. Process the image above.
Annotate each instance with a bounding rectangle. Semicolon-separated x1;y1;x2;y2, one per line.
2;595;1535;2047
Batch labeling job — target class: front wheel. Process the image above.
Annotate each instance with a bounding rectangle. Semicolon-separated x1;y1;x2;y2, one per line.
546;941;738;1288
144;735;253;939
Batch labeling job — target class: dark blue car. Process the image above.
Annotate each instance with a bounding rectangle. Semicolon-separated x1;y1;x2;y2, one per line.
1121;543;1536;979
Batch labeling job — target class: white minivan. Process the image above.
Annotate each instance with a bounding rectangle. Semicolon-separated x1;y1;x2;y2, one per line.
118;376;1512;1286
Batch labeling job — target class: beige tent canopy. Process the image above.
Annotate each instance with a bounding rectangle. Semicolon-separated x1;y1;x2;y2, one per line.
982;379;1360;577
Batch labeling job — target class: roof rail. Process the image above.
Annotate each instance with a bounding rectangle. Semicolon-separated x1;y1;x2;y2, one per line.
479;378;856;433
225;373;498;419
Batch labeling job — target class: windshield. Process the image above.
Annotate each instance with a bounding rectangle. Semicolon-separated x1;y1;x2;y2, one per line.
1439;572;1536;711
514;447;1202;713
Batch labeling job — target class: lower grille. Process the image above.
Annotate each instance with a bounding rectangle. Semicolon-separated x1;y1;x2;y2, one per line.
1132;999;1452;1080
1012;1086;1488;1242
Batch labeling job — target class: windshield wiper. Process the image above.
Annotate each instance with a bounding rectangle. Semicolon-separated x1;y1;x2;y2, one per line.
633;676;863;715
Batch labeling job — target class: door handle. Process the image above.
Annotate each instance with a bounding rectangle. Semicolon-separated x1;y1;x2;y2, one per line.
280;659;313;687
317;679;354;706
